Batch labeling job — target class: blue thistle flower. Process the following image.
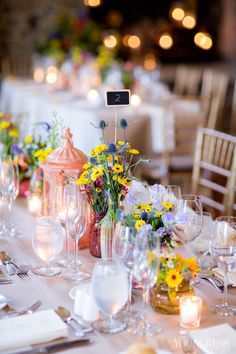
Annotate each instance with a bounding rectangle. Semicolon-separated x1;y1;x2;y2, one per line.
89;157;97;163
141;211;148;221
108;143;116;153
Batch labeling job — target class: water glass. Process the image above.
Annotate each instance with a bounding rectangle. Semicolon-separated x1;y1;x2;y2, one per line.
32;216;63;277
133;229;162;336
65;191;90;281
91;260;128;333
210;216;236;316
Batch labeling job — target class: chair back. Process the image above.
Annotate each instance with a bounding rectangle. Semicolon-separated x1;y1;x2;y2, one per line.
174;65;202;96
201;69;229;129
1;57;32;78
192;127;236;216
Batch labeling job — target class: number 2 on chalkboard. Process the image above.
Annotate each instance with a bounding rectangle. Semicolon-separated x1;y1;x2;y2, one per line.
115;94;120;102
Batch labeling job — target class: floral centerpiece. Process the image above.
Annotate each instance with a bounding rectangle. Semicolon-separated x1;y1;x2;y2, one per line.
11;118;63;195
0;113;19;156
120;183;178;247
77;119;146;257
150;252;200;314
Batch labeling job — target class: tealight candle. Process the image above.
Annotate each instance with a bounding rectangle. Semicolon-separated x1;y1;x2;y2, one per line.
28;194;42;215
179;296;202;329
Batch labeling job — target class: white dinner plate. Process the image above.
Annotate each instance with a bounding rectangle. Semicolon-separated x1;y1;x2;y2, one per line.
69;283;90;300
0;294;8;310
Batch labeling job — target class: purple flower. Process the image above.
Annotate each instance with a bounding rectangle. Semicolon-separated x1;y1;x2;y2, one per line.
108;143;116;153
125;192;137;206
141;211;148;221
120;212;126;222
156;227;166;237
162;212;175;224
175;211;187;224
89;157;96;164
10;144;22;155
139;223;152;235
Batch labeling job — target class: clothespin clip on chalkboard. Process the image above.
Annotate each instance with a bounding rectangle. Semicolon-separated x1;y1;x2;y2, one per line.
105;90;130;143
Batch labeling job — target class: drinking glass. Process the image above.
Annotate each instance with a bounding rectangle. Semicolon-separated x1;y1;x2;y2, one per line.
32;216;64;276
133;229;162;336
53;182;78;267
113;224;139;321
65;190;90;281
91;260;128;333
165;185;181;199
210;216;236;316
0;156;20;236
174;195;203;254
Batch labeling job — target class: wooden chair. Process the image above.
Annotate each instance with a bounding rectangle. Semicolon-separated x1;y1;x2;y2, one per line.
173;65;202;96
200;69;229;129
1;57;32;78
230;79;236;135
192;127;236;217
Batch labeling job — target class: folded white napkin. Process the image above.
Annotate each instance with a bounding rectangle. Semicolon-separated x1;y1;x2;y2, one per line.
0;309;68;353
190;323;236;354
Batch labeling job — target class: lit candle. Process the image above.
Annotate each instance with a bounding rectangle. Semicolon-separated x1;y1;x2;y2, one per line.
28;194;42;215
180;296;202;329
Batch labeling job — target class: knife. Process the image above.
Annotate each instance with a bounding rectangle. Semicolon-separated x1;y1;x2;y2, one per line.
10;338;91;354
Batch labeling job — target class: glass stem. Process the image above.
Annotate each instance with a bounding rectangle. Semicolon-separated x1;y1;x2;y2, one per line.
223;269;228;307
74;237;78;273
64;224;69;261
142;282;149;323
127;271;133;312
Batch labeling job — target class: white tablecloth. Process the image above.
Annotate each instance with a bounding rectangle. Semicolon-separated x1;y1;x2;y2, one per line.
0;78;175;155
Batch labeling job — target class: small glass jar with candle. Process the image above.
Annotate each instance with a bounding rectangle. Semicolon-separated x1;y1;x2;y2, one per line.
179;296;202;329
28;193;42;215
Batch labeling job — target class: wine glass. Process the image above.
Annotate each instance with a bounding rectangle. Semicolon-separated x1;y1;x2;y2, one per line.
65;190;90;281
53;182;78;267
91;260;128;333
133;229;162;336
174;195;203;254
0;156;20;237
210;216;236;316
113;224;138;321
32;216;64;276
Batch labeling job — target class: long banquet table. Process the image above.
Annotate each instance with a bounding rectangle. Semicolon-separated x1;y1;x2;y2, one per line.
1;199;236;354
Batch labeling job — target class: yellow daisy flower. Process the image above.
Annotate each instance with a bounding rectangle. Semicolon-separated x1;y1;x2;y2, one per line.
162;201;173;210
112;164;123;173
133;212;140;219
117;140;125;146
91;166;104;181
117;176;131;187
8;128;19;138
95;187;102;193
184;257;200;272
94;144;107;154
0;121;11;130
156;211;163;217
107;154;113;163
135;219;146;231
128;148;139;155
34;149;43;158
166;269;183;288
24;135;33;144
89;148;97;157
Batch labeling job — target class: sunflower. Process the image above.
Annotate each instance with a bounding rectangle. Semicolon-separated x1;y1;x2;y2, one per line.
162;201;173;210
91;166;104;181
0;121;11;130
117;176;131;187
135;219;146;231
94;144;107;154
165;269;183;288
128;148;139;154
112;164;123;173
24;135;33;144
8;128;19;138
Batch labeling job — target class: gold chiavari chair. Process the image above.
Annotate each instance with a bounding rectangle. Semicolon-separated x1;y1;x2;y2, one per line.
173;65;202;96
200;69;229;129
192;127;236;217
1;57;32;78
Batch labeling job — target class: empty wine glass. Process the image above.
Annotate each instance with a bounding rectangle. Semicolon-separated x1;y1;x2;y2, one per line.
133;228;162;336
113;224;139;321
210;216;236;316
53;182;78;267
91;260;128;333
32;216;64;276
0;156;20;237
174;195;203;255
65;190;90;281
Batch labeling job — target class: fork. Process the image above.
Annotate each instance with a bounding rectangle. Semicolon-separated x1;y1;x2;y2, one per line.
16;265;30;279
0;300;42;319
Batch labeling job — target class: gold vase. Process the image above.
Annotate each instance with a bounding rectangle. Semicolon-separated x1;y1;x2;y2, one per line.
150;281;195;315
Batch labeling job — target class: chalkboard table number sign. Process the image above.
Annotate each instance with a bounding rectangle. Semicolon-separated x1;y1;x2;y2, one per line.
105;90;130;107
105;90;130;142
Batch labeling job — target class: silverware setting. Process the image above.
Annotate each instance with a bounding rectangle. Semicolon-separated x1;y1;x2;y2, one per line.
55;306;92;337
0;251;30;279
199;273;224;292
0;300;42;319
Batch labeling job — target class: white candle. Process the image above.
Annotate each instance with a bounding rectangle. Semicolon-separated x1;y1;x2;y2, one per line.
28;194;42;215
180;296;202;329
